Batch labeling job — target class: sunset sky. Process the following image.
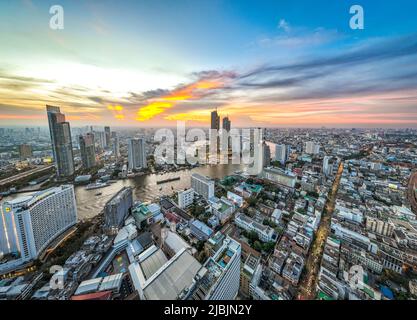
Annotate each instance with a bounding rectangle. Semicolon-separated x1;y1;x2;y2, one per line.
1;0;417;128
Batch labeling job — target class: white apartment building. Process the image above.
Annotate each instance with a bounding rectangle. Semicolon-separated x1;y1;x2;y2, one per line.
335;204;364;224
209;197;235;224
235;213;277;242
305;141;320;155
365;217;395;237
1;185;78;273
275;144;288;165
262;167;296;188
227;191;244;208
178;188;194;209
191;173;215;200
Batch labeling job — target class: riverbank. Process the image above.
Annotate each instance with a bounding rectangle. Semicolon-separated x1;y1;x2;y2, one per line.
2;163;245;221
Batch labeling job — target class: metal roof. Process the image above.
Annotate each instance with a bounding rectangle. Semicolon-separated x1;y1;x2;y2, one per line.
99;273;124;292
139;248;168;280
74;277;102;295
143;249;202;300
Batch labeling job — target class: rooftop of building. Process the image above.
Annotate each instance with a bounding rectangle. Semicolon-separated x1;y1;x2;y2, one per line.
190;219;213;237
192;173;214;184
71;290;112;300
211;197;234;213
128;246;202;300
132;202;153;222
106;187;132;206
4;185;73;209
188;237;240;299
238;182;263;193
163;229;191;254
243;254;260;276
236;213;275;235
208;231;225;247
74;273;124;296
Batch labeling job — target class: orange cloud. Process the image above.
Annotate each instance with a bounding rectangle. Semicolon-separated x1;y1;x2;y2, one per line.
107;104;125;120
164;110;211;122
107;105;124;111
136;79;223;121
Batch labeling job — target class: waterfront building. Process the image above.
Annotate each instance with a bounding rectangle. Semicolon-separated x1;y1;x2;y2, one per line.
191;173;215;200
46;105;74;177
0;185;77;273
128;138;147;170
104;187;133;233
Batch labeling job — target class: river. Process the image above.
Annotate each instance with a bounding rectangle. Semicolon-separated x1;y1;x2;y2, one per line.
3;164;244;221
75;164;245;220
2;161;251;221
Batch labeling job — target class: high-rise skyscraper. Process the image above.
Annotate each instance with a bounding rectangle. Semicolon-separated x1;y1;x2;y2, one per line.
263;142;271;167
247;128;264;176
104;126;111;148
323;156;333;177
186;237;241;300
275;144;289;165
95;131;107;150
222;116;231;132
128;138;147;170
211;109;220;130
19;144;32;160
112;135;120;158
104;187;133;232
79;132;96;169
46;105;74;178
0;185;77;273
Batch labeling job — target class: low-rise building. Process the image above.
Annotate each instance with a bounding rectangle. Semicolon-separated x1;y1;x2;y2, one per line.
235;213;277;243
189;219;214;241
178;188;194;209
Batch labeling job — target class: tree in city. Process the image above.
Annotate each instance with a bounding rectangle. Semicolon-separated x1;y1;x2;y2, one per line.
247;197;257;207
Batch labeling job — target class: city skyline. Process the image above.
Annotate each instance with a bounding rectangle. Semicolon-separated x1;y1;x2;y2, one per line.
1;1;417;304
1;0;417;129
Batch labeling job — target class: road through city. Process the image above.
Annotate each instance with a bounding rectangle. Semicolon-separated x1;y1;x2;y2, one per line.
297;162;344;300
408;171;417;214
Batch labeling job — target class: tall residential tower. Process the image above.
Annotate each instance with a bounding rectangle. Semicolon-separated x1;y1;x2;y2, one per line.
46;105;74;178
211;109;220;130
79;132;96;169
128;138;147;170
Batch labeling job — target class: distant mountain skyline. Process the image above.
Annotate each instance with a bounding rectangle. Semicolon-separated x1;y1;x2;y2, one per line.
1;0;417;128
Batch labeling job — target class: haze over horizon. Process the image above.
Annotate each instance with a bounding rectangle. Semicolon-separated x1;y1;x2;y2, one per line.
1;0;417;128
